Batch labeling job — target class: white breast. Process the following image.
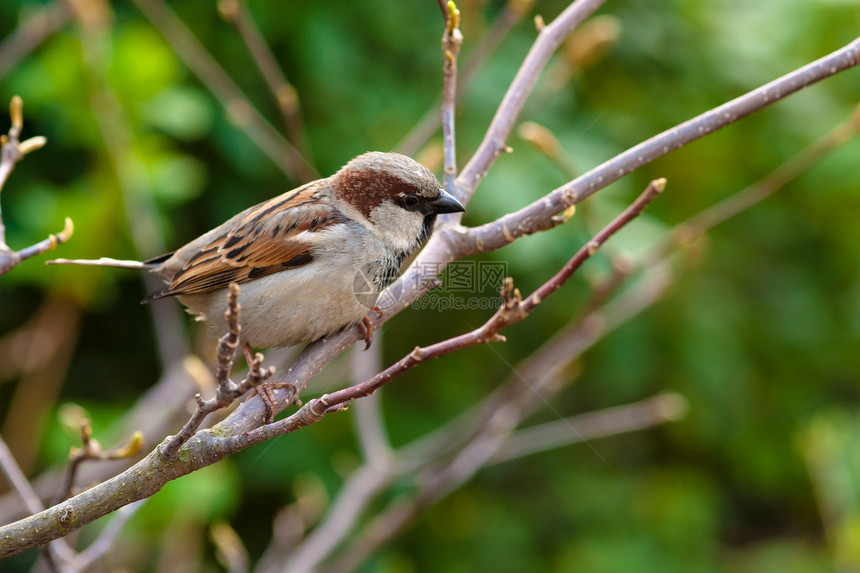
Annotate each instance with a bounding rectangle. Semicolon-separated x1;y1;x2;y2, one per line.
177;222;386;348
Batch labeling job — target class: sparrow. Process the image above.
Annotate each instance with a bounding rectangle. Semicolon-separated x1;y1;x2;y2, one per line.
51;152;465;350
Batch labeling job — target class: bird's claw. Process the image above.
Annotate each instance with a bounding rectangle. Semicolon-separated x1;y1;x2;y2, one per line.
358;306;384;350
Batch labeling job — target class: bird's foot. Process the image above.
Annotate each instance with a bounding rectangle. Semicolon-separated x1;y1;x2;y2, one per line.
243;342;296;424
358;306;384;351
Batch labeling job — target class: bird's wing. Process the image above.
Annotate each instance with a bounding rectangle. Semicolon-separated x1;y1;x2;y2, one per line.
144;183;344;301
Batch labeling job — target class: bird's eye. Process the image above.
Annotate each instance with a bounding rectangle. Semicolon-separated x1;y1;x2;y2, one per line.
398;195;420;210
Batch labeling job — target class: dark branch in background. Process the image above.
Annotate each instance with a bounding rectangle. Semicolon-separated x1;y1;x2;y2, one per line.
324;264;677;573
0;435;77;570
0;0;72;81
0;95;73;277
129;0;315;182
218;0;316;182
441;1;463;194
74;9;192;369
518;120;578;178
162;283;276;459
279;261;678;572
490;393;688;463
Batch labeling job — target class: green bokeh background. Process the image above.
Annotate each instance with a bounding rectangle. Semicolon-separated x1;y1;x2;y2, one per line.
1;0;860;571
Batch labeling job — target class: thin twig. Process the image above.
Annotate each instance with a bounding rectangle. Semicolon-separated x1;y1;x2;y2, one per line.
219;0;316;181
75;500;145;569
58;420;144;502
0;96;72;276
462;36;860;254
228;179;664;448
453;0;607;205
129;0;314;181
441;1;463;194
0;435;78;569
398;0;534;156
490;393;688;463
162;284;275;459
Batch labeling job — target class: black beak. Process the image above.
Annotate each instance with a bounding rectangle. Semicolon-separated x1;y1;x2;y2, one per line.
428;189;465;214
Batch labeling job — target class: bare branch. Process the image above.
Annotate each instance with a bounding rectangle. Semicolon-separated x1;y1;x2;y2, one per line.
0;435;78;569
462;36;860;254
218;0;316;181
441;1;463;194
227;179;664;448
454;0;608;205
490;393;689;463
0;96;73;277
162;284;275;459
129;0;311;181
58;420;144;502
2;10;858;559
398;0;534;156
218;19;860;438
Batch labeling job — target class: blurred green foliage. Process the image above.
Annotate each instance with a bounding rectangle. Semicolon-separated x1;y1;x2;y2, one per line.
1;0;859;571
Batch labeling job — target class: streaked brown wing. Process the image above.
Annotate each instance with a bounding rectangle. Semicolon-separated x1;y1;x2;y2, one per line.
146;184;343;301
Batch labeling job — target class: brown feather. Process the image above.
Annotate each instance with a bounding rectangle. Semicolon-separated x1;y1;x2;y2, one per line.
146;183;345;301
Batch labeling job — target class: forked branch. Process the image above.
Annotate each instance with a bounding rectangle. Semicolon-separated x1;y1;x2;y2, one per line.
228;179;665;448
0;95;73;277
162;283;275;459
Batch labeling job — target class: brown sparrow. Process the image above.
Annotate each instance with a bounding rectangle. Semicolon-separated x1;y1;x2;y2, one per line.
51;152;464;349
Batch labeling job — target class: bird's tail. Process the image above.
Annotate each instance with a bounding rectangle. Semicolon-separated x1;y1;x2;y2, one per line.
47;257;157;270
